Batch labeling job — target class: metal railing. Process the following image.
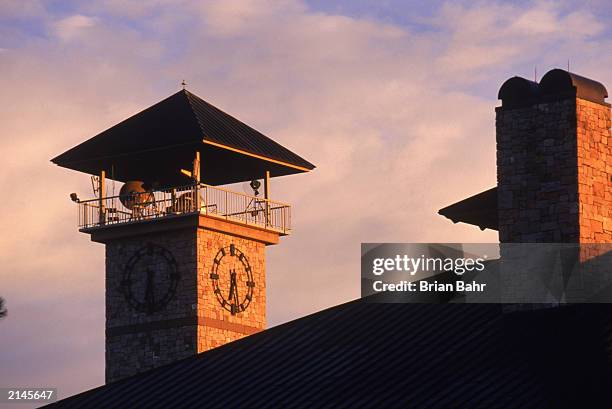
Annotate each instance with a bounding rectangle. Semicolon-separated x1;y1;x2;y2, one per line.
76;184;291;234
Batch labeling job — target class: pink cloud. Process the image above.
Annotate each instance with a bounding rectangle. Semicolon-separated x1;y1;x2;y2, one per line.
53;15;97;41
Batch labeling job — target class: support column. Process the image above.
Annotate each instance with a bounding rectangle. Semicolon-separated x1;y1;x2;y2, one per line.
264;171;270;226
99;170;106;225
194;151;201;210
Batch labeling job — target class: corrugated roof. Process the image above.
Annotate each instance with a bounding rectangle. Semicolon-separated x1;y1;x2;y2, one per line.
45;301;612;408
51;90;314;186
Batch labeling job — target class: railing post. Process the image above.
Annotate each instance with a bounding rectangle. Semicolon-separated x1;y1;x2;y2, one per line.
202;185;207;214
195;183;201;212
171;188;176;214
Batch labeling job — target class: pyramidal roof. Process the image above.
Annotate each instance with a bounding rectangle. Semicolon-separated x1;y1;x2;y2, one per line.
51;89;314;186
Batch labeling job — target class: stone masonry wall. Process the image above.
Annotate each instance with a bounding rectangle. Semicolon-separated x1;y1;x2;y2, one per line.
105;218;269;383
196;226;266;352
496;99;580;243
576;98;612;243
105;227;199;383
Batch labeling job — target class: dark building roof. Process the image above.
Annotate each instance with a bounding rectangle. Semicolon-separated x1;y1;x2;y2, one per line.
51;90;315;186
438;187;498;231
46;300;612;408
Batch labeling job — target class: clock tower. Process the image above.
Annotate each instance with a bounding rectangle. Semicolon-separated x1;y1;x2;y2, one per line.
51;89;314;383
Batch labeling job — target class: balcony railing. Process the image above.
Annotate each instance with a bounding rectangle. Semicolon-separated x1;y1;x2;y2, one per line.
76;184;291;234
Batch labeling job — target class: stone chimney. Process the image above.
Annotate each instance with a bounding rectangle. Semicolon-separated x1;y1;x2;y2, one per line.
437;69;612;304
496;69;611;243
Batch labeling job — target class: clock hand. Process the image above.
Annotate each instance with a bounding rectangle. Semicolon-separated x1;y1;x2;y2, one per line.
228;270;236;301
232;274;240;309
145;269;156;312
228;269;241;314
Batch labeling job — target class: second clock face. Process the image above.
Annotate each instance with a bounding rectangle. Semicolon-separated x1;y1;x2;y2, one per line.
209;244;255;315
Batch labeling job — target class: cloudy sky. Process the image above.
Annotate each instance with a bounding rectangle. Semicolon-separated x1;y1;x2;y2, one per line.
1;0;611;402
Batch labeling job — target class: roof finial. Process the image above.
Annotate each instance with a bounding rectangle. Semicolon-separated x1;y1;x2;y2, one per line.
181;80;187;90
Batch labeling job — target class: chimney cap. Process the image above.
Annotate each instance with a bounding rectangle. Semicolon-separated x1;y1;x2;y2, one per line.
498;76;540;108
539;69;608;105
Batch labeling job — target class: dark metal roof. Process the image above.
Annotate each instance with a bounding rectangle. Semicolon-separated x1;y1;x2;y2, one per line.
498;77;540;109
45;301;612;409
438;187;499;231
51;90;315;186
540;69;609;105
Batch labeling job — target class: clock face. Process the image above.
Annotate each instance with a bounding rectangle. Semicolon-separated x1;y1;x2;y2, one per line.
121;243;179;314
209;244;255;315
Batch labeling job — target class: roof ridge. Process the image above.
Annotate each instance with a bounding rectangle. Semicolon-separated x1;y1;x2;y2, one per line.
181;89;208;139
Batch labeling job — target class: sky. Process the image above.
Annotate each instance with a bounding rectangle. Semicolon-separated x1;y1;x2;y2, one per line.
1;0;611;403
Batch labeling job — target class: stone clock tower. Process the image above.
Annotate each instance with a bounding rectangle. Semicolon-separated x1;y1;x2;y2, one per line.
51;89;314;383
